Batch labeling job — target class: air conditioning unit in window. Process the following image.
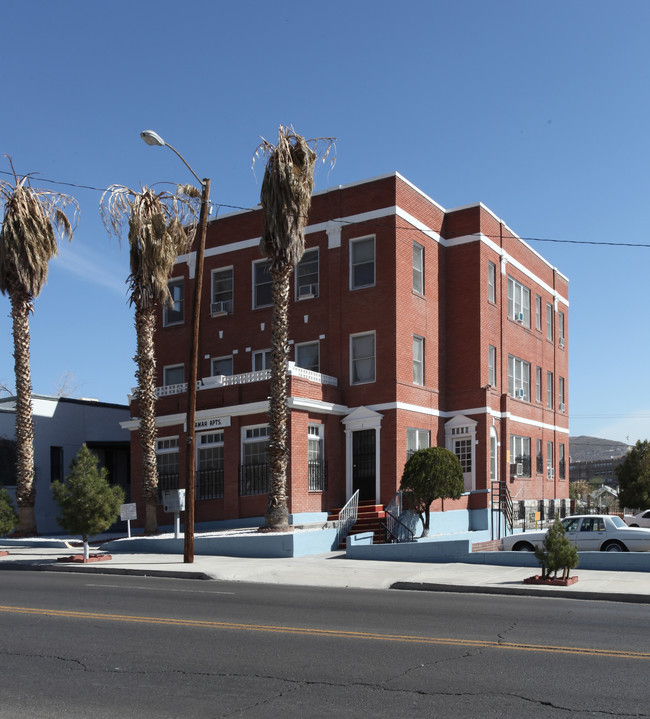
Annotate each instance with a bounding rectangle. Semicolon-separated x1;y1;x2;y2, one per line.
559;337;565;349
517;312;525;323
298;283;318;299
559;402;565;412
516;463;524;477
517;388;525;399
210;301;232;317
547;468;555;479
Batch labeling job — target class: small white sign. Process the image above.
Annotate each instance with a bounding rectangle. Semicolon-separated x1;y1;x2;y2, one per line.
194;414;231;431
120;503;137;521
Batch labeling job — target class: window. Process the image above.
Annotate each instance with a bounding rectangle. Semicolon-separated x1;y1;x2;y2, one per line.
351;332;376;384
295;341;319;373
164;278;184;326
510;435;531;477
156;437;179;498
507;276;530;326
546;371;553;409
413;243;424;294
535;295;542;331
50;446;63;483
558;311;565;345
488;345;496;387
212;356;233;377
253;260;272;308
308;424;326;491
547;441;554;478
240;426;269;496
559;376;565;409
508;355;530;400
253;349;271;371
536;439;543;474
350;236;375;289
163;364;184;386
536;366;542;403
487;261;496;303
546;302;553;341
413;335;424;385
406;428;429;459
197;432;224;500
296;248;319;299
559;444;566;480
454;438;472;473
211;267;233;314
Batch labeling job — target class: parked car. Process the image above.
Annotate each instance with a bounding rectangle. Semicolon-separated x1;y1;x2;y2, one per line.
624;510;650;528
502;514;650;553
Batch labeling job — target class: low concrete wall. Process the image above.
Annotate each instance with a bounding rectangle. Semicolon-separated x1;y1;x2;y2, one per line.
102;528;339;558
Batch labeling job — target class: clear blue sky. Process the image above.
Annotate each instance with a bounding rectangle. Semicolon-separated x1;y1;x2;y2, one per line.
1;0;649;444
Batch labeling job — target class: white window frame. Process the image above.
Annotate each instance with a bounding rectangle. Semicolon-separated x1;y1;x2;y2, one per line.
507;276;530;327
546;302;553;341
163;364;184;386
547;371;553;409
487;261;496;303
406;428;430;459
535;294;542;331
413;242;424;295
536;366;542;403
547;441;554;478
488;345;496;387
510;435;531;477
296;248;319;299
559;376;565;408
241;425;270;465
252;259;272;309
413;335;424;385
507;355;530;401
559;311;565;344
253;349;272;371
295;341;320;373
211;266;233;315
350;331;376;385
350;236;375;290
164;277;184;326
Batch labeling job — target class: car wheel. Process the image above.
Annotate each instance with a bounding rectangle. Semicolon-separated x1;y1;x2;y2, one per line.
629;524;639;527
513;541;535;552
602;541;626;552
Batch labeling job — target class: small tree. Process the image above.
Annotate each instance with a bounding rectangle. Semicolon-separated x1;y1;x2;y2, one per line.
0;488;17;536
534;518;579;581
51;444;125;560
400;447;465;536
569;480;590;501
617;440;650;510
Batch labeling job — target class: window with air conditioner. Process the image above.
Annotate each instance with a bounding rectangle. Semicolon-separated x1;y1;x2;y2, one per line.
510;435;531;477
507;277;530;327
211;267;233;315
507;355;530;401
296;248;318;299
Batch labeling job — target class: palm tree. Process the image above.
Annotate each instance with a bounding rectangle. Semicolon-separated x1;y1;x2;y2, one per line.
0;157;78;535
255;127;334;530
100;185;198;533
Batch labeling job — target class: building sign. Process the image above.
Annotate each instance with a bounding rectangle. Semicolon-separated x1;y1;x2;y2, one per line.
120;503;137;521
194;414;231;431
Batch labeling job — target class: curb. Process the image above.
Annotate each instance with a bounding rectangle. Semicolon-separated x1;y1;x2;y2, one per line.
390;581;650;604
0;561;213;581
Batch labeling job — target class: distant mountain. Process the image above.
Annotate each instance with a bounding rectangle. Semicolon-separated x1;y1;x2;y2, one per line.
569;436;632;463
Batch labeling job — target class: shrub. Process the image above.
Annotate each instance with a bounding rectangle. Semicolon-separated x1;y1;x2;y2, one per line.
0;488;17;536
534;518;579;581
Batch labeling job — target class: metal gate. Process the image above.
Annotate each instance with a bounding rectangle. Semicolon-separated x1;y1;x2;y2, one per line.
352;429;376;501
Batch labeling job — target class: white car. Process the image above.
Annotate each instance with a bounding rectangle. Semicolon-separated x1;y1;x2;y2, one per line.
502;514;650;553
624;510;650;528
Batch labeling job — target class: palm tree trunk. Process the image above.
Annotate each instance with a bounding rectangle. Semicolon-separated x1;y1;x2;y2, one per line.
135;303;159;534
11;292;36;535
264;265;292;530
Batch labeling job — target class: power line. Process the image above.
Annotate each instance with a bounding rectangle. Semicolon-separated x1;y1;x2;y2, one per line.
2;168;650;248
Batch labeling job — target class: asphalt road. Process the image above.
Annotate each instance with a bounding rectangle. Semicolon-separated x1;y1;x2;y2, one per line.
0;570;648;718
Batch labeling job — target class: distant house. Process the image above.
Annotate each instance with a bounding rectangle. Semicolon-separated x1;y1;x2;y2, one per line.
122;172;570;534
0;395;130;535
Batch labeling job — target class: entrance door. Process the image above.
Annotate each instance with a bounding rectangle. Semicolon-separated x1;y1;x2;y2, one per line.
352;429;376;501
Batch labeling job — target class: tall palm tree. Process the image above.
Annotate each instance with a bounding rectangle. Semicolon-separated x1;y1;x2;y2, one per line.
256;127;334;530
100;185;198;533
0;157;78;535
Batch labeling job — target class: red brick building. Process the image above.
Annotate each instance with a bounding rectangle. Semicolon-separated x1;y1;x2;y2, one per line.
124;172;569;530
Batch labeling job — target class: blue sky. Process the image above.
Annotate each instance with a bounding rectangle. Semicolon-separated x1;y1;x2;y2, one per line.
1;0;649;444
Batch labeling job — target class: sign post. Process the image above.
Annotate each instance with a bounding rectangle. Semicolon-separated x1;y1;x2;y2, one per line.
120;503;137;538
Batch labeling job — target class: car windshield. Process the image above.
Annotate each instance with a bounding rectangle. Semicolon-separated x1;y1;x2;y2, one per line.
610;516;626;529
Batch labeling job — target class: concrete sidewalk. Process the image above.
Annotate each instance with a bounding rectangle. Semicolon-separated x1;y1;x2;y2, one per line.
1;541;650;603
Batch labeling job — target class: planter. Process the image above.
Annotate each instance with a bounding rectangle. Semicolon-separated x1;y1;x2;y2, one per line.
57;554;112;564
524;574;578;587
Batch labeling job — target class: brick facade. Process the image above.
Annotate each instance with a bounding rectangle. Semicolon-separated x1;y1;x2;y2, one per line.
124;173;569;527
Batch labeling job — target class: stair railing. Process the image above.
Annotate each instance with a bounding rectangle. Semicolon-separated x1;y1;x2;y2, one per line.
491;480;514;539
384;490;403;519
336;490;360;547
382;510;415;543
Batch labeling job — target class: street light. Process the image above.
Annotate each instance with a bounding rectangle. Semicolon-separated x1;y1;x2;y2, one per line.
140;129;211;564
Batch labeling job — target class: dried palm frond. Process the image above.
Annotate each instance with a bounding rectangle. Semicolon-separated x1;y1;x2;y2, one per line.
100;184;199;308
0;156;79;299
254;126;336;269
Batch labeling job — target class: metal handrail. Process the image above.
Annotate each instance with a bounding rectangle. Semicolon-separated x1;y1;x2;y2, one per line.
337;490;359;546
384;490;403;519
491;480;514;539
382;510;415;543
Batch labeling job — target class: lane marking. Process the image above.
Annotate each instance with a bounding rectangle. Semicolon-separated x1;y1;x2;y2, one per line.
0;605;647;660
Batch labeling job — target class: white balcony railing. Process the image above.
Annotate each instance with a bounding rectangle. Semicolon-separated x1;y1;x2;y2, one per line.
140;362;338;399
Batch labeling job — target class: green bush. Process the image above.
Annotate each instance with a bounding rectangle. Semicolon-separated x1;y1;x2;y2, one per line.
51;444;124;557
0;488;18;536
534;518;579;581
